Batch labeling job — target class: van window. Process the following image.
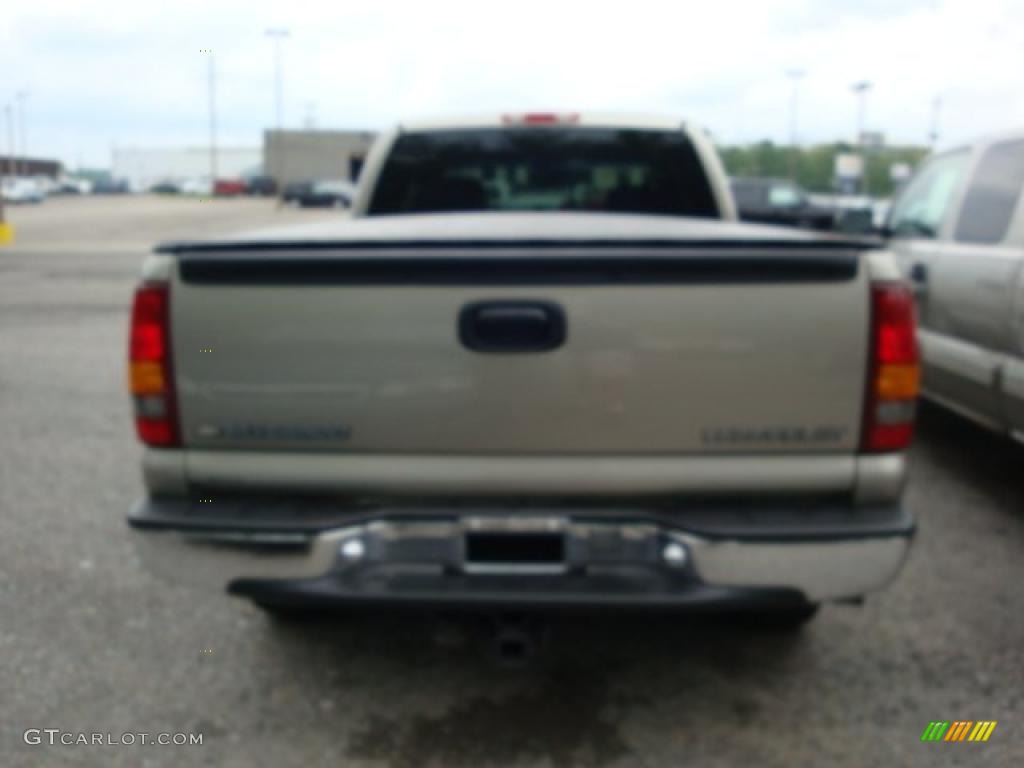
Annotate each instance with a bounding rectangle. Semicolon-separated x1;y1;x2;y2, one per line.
888;150;969;239
954;139;1024;244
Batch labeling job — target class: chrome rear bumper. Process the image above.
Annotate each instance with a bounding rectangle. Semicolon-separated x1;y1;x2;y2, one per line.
129;497;913;607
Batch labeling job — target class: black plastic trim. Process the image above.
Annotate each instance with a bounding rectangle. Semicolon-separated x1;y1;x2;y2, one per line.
227;572;811;614
175;249;859;285
128;496;915;543
158;236;874;255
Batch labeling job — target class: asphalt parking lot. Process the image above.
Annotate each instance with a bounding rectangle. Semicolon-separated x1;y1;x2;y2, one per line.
1;196;1021;767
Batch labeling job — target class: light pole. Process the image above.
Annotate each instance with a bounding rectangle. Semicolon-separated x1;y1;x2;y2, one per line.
851;81;871;145
0;104;9;234
929;96;942;149
786;69;805;180
4;104;14;175
266;28;289;130
265;28;290;192
851;81;872;194
16;91;28;177
1;103;14;242
207;53;218;184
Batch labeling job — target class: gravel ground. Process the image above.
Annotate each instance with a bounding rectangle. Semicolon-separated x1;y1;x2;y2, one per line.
1;196;1021;767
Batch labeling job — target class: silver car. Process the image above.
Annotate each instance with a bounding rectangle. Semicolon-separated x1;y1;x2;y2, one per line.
888;128;1024;439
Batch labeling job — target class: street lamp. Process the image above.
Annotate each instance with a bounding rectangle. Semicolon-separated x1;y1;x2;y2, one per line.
847;81;872;144
0;102;15;243
851;81;872;147
4;104;14;175
786;69;805;180
207;53;218;184
16;91;28;177
929;96;942;149
851;81;872;194
265;28;290;195
786;69;805;147
265;28;290;131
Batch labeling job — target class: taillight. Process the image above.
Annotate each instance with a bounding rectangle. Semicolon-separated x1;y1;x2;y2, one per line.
861;282;920;452
129;284;179;447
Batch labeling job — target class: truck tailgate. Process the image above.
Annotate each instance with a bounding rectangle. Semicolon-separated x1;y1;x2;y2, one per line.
167;241;868;456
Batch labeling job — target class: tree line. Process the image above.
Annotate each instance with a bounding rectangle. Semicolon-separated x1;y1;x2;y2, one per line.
718;141;930;196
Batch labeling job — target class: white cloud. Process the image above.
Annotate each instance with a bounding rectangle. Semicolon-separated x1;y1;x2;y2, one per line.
1;0;1021;168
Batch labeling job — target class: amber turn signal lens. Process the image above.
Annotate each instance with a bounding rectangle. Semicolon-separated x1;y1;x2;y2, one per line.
129;361;166;395
876;363;920;400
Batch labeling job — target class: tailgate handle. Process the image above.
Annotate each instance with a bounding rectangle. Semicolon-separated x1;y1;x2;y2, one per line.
459;301;566;353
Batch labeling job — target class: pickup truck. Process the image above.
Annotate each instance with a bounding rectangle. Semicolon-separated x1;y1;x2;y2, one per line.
128;113;918;630
886;128;1024;439
730;177;837;231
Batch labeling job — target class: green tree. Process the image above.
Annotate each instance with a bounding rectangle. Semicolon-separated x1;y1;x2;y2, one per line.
718;142;930;196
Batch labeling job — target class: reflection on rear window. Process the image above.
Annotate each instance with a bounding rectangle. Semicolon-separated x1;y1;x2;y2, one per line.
366;127;718;217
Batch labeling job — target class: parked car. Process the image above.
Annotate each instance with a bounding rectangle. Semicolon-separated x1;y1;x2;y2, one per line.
808;193;879;234
214;179;247;197
886;128;1024;439
871;199;892;231
731;177;837;230
296;179;357;208
149;181;181;195
33;176;59;196
281;180;313;204
180;178;213;196
55;178;92;195
128;113;918;633
245;175;278;196
1;177;45;203
92;178;132;194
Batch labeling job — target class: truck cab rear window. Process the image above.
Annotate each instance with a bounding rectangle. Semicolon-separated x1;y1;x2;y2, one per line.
366;128;718;218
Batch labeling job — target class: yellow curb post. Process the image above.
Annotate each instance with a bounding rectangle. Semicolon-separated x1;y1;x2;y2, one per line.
0;169;13;245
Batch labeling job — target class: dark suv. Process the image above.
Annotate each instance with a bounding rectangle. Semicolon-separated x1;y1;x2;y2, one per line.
730;177;836;230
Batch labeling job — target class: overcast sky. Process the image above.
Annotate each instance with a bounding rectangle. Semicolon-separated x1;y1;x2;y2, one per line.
1;0;1022;169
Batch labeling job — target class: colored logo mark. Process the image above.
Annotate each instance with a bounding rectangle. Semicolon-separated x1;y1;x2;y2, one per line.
921;721;996;742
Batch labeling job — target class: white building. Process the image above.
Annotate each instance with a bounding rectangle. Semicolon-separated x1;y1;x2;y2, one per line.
112;146;262;190
264;130;376;187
